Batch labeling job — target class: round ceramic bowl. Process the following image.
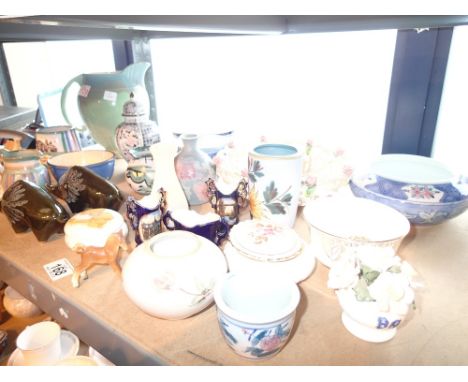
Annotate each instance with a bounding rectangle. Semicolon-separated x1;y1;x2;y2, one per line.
214;272;300;360
349;154;468;225
3;286;43;318
303;196;410;267
336;287;414;343
122;231;228;320
47;150;115;180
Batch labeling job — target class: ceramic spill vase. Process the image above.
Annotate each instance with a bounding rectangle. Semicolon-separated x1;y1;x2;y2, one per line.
0;149;49;198
115;92;160;162
174;134;215;206
61;62;151;153
126;192;165;245
248;143;303;227
122;230;228;320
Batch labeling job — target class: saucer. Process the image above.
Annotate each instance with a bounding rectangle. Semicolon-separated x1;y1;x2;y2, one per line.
223;239;316;283
7;330;80;366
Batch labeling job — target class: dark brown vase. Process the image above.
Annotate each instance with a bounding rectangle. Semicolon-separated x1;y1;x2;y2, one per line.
1;179;70;241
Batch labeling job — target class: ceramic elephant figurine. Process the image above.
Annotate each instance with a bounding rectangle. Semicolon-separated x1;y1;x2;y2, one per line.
0;179;70;241
48;165;123;213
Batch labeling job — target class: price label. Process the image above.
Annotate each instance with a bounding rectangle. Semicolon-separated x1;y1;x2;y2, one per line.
78;85;91;98
103;90;117;104
43;258;74;281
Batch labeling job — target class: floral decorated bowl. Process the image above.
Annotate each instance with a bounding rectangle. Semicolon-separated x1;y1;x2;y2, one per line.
214;272;300;359
48;150;115;181
122;231;228;320
349;154;468;225
303;195;410;267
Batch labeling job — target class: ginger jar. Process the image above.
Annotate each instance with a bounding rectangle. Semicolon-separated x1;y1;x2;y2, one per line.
122;230;228;320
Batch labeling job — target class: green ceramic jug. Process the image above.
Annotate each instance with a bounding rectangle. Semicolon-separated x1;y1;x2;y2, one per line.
60;62;151;153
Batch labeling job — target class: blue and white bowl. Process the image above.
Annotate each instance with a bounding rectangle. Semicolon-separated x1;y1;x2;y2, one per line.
349;154;468;225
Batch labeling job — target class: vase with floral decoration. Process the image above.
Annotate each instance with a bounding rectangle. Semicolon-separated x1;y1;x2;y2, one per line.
174;134;215;206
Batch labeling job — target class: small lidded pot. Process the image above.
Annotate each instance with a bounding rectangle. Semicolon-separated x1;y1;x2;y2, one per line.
122;230;228;320
0;149;49;198
214;272;300;359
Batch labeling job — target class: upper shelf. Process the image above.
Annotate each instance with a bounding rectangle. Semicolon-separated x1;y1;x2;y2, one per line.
0;15;468;41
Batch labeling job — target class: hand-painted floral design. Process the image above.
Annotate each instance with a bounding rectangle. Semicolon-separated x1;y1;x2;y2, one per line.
248;158;264;183
248;221;283;245
248;181;292;218
220;317;292;358
59;168;86;203
153;272;214;307
402;185;443;201
1;183;28;223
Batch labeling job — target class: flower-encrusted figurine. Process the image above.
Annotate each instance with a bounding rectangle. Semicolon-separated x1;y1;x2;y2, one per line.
328;246;419;343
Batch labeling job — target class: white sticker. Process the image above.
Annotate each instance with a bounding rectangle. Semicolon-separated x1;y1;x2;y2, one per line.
103;90;118;104
43;258;74;281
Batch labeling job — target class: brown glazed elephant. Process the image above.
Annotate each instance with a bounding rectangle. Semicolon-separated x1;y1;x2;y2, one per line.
1;179;70;241
48;165;123;213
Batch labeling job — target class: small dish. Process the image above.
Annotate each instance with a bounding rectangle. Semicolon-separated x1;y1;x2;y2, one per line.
7;330;79;366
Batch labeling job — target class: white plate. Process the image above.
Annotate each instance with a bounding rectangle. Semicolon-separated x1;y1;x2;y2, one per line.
7;330;79;366
223;240;316;283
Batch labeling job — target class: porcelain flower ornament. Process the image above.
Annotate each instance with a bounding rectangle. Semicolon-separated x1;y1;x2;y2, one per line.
328;246;419;342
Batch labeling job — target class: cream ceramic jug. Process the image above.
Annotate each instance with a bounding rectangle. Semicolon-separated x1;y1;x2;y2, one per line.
60;62;151;153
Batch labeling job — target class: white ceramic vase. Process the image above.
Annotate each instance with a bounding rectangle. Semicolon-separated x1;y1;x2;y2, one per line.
122;230;228;320
248;143;302;227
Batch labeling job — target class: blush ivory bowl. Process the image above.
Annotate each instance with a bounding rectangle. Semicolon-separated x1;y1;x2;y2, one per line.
349;154;468;225
47;150;115;181
122;230;228;320
303;195;410;267
214;272;300;359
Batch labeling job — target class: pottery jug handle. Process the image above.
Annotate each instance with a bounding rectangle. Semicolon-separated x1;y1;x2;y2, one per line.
60;74;84;126
162;210;176;230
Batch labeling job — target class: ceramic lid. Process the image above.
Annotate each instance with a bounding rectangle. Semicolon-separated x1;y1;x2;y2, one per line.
122;92;146;117
229;219;302;262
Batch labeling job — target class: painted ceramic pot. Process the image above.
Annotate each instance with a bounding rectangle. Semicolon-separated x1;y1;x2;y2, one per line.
122;230;228;320
126;194;164;245
61;62;151;153
114;92;160;162
224;219;316;283
0;149;49;198
350;154;468;224
174;134;216;206
248;143;303;228
35;126;82;153
214;272;300;359
336;286;414;343
163;209;229;246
